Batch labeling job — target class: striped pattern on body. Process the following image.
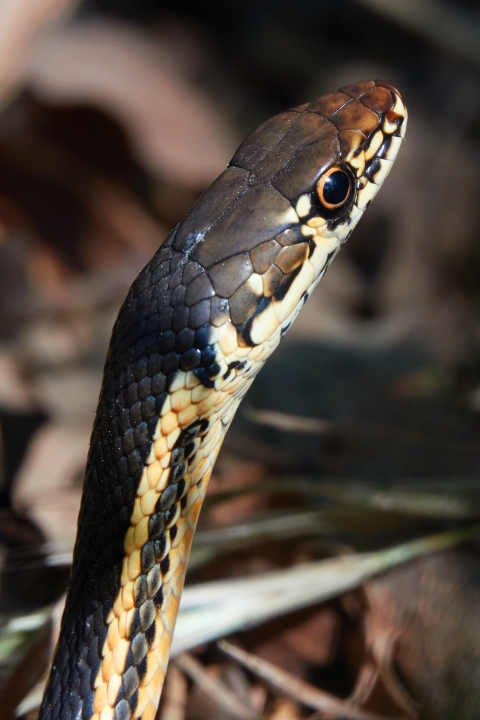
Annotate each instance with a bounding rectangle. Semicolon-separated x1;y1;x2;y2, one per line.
39;80;407;720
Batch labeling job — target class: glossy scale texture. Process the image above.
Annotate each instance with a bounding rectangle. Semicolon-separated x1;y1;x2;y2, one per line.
39;80;407;720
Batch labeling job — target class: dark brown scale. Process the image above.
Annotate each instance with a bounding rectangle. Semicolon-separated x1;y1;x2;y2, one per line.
250;239;281;274
129;690;139;713
184;272;215;307
262;265;284;297
196;353;222;379
154;536;167;562
276;226;304;246
340;80;375;98
171;447;185;464
201;345;217;368
175;479;186;499
129;619;145;655
182;261;203;285
308;92;349;116
273;136;339;200
141;396;156;421
147;565;161;598
330;101;380;134
183;442;197;459
173;168;249;252
171;304;190;332
153;586;163;607
231;111;299;170
169;459;187;483
174;327;194;353
229;283;262;326
161;352;178;375
209;253;253;297
251;111;337;185
179;347;201;371
275;243;309;274
174;423;201;449
134;575;148;607
141;542;156;573
145;622;156;647
140;600;156;632
210;296;230;326
191;184;295;268
188;299;211;329
156;486;176;513
137;655;148;682
122;667;139;700
273;266;303;302
194;325;211;351
359;86;394;114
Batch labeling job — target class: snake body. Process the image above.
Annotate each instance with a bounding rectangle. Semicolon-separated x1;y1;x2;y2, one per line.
39;80;407;720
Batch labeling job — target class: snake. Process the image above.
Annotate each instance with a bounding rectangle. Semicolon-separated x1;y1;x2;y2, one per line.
38;80;407;720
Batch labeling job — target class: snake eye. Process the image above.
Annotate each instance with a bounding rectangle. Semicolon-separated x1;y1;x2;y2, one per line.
317;167;353;210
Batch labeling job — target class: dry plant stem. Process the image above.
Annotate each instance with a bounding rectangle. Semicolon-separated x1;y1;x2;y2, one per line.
367;627;419;718
174;652;259;720
156;664;188;720
243;406;332;434
348;661;380;708
218;641;401;720
204;477;477;520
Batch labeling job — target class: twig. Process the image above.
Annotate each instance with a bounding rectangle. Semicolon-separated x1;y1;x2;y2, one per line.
174;652;258;720
156;664;188;720
218;640;399;720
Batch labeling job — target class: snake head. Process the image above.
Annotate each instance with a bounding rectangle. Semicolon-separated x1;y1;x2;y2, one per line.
231;79;407;243
167;80;407;351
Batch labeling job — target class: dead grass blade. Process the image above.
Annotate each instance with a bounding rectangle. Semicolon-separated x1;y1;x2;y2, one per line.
190;507;401;569
173;524;480;654
243;407;332;434
204;475;480;520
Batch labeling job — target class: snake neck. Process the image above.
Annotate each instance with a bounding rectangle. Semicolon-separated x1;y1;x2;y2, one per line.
86;367;256;720
39;238;262;720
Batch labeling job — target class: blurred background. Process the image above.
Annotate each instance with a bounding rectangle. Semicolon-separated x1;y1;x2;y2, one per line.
1;1;480;718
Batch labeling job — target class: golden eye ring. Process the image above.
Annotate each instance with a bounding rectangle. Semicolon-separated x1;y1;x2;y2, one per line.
317;166;353;210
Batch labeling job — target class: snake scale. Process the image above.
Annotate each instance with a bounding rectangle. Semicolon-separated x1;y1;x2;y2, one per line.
38;80;407;720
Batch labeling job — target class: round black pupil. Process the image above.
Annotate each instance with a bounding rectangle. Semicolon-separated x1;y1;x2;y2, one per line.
323;171;350;205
